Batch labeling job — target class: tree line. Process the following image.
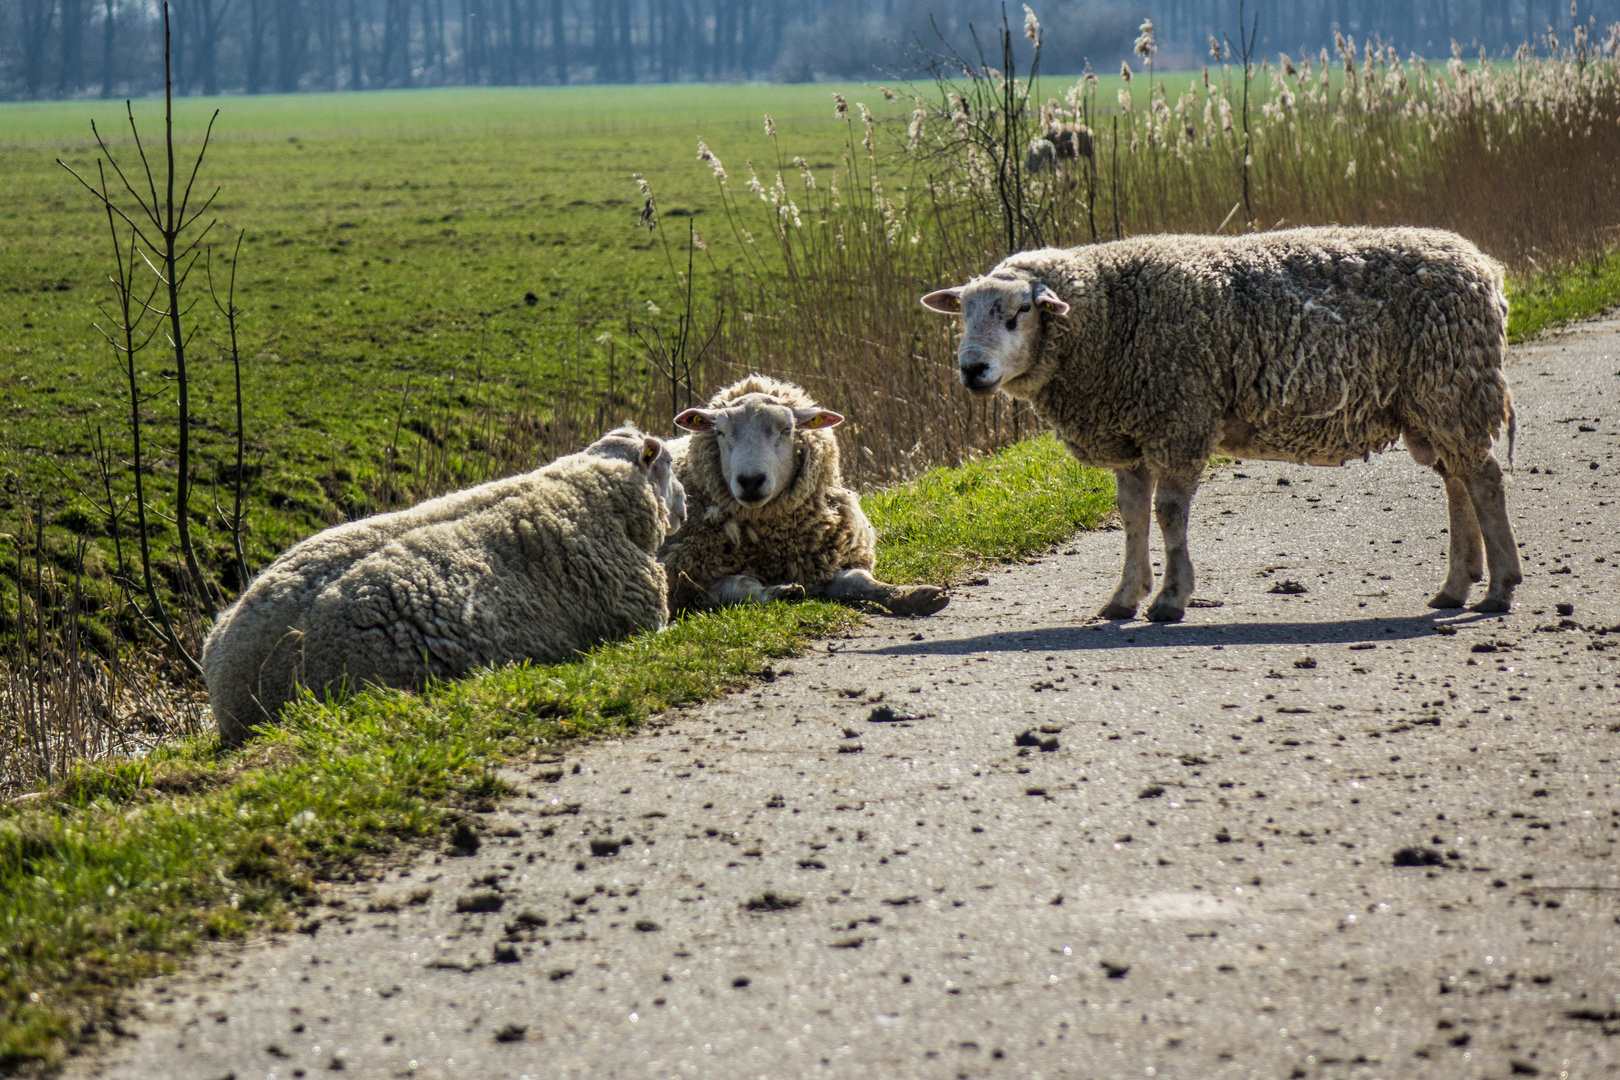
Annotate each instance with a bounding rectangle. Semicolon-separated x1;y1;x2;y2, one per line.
2;0;1614;100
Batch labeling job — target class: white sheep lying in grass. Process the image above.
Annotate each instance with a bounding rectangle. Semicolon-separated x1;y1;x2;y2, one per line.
658;375;949;617
922;226;1522;621
204;427;685;744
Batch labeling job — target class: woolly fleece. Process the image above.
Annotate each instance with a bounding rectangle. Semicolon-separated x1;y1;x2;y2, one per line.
944;226;1521;619
997;227;1512;473
204;440;674;744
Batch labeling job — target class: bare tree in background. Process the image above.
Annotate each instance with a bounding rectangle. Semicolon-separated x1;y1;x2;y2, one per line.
99;0;118;96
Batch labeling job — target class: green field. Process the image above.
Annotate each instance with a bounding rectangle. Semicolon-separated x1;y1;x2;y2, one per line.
0;85;923;564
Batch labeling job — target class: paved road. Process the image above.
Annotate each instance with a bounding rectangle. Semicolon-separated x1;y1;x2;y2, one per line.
71;319;1620;1080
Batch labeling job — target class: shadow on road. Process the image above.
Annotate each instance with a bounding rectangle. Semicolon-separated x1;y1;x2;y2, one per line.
861;610;1511;656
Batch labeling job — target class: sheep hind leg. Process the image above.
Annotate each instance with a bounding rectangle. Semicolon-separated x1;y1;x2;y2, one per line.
1099;465;1155;619
815;568;950;616
1461;455;1523;613
1145;469;1199;624
1428;472;1485;608
709;574;805;606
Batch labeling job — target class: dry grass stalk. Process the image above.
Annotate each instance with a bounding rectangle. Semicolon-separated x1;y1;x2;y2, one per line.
3;510;207;799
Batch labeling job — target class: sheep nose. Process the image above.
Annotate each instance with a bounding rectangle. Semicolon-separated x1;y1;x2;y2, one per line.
735;473;768;501
960;361;991;388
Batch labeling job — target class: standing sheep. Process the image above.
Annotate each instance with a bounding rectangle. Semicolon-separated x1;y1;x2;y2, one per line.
658;375;949;617
204;427;685;744
920;226;1522;622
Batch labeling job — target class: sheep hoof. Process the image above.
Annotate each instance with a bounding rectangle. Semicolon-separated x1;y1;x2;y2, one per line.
1144;600;1185;623
1097;601;1138;620
887;587;950;617
1427;591;1466;609
766;583;807;603
1471;595;1512;613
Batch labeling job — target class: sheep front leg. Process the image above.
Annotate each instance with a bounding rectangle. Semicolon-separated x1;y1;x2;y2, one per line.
1429;472;1485;608
1099;465;1155;619
817;568;950;616
709;574;806;606
1146;469;1199;623
1462;455;1522;613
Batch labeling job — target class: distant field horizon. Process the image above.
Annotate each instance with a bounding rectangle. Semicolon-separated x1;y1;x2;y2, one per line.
0;77;1131;146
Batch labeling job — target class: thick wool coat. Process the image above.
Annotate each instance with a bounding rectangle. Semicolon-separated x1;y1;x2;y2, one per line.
204;451;672;744
995;227;1512;476
659;375;876;611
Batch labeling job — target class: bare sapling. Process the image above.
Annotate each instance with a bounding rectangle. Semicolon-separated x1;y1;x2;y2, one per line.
1224;2;1259;225
911;5;1052;256
630;211;724;428
207;233;252;590
58;0;243;675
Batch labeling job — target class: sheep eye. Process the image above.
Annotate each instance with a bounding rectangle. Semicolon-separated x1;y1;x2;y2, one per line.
1018;303;1031;314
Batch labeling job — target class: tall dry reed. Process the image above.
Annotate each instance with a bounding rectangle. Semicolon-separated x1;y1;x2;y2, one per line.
3;498;208;799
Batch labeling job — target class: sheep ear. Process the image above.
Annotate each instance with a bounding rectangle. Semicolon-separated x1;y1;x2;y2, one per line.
673;408;716;432
920;286;965;313
639;437;663;468
1033;283;1070;315
793;408;844;431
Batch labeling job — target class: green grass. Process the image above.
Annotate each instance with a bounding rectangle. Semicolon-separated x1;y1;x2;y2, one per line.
0;434;1113;1071
866;434;1116;584
0;83;913;605
1506;247;1620;342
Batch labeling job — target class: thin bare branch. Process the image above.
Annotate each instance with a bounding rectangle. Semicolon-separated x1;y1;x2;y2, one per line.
176;110;221;226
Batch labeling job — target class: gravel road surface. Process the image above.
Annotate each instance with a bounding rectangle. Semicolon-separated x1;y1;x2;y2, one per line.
70;319;1620;1080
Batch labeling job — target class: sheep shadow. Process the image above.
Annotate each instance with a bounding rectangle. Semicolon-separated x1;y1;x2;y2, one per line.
859;610;1509;658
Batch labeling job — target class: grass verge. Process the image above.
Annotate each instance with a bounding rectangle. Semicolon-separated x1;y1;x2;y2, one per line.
1507;252;1620;342
0;435;1112;1072
866;435;1116;585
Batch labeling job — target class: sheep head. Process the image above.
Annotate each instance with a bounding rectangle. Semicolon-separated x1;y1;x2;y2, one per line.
920;275;1069;397
586;426;687;531
673;393;843;508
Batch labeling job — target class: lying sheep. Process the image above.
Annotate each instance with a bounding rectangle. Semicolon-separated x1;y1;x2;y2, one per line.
204;428;684;744
1026;124;1094;172
658;375;949;617
921;226;1522;622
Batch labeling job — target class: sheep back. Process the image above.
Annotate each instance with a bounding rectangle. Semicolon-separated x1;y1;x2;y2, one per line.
204;451;669;740
999;227;1510;474
659;375;876;611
